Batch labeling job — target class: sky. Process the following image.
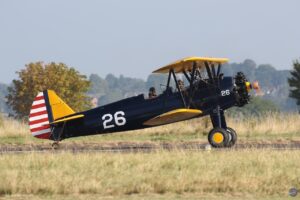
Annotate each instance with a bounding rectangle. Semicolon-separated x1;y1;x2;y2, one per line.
0;0;300;83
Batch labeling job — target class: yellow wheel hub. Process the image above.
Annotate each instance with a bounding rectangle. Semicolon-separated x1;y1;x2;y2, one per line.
213;132;224;144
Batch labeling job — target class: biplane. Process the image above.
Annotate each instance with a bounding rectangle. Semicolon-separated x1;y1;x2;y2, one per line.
29;57;259;148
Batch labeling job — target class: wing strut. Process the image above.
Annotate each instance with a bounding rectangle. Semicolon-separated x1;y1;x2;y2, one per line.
189;62;197;90
171;69;187;108
204;61;213;81
217;63;222;76
183;70;191;83
166;70;172;88
211;63;216;77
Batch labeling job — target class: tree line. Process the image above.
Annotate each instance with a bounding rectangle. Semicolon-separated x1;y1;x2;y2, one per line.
1;59;300;119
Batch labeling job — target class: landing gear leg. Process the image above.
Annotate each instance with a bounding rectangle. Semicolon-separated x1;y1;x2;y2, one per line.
208;106;237;148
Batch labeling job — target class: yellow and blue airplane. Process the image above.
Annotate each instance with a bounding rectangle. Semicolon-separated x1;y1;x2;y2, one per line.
29;57;259;148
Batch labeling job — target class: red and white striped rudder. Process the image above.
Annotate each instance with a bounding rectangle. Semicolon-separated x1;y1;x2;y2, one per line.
28;92;51;139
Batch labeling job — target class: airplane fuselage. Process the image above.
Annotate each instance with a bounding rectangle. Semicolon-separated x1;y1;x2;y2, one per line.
53;77;239;140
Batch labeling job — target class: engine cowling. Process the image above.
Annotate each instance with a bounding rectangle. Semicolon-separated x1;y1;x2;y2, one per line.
234;72;251;107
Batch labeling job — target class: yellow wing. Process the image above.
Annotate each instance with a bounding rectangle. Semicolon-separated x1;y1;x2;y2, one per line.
143;108;202;126
153;57;229;74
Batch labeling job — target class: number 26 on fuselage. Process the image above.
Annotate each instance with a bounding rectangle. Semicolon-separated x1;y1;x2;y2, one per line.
101;111;126;129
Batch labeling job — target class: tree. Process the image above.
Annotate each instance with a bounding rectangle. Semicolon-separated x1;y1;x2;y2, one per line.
288;60;300;107
7;62;91;119
0;83;10;113
255;64;277;88
98;89;123;106
88;74;108;98
228;97;279;117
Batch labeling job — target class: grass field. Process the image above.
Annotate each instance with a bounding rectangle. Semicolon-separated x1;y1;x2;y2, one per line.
0;113;300;199
0;112;300;144
0;194;295;200
0;149;299;200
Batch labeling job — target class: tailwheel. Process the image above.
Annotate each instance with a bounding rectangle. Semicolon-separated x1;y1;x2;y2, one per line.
208;128;229;148
51;142;60;150
226;127;237;148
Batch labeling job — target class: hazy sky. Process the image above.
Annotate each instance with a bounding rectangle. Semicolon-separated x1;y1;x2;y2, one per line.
0;0;300;83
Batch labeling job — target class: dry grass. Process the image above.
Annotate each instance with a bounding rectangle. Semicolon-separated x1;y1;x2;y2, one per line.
0;114;299;199
0;112;300;143
0;194;293;200
227;112;300;138
0;149;299;198
0;113;300;143
0;117;35;144
81;112;300;142
0;117;29;137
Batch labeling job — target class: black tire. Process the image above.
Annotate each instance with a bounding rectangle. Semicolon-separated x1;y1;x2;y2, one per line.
208;128;229;148
226;127;237;148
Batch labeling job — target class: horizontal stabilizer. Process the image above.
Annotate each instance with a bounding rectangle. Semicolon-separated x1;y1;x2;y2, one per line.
50;114;84;124
143;109;202;126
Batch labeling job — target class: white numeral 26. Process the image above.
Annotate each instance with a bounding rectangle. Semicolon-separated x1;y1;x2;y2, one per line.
221;89;230;96
102;111;126;129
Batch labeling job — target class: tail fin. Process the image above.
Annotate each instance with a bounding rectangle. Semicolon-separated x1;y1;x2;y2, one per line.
29;90;75;139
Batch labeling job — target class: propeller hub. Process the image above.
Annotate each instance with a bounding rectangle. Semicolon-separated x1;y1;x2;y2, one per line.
245;81;252;92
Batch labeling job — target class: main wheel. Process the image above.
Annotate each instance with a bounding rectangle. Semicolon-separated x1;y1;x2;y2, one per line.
226;127;237;148
208;128;230;148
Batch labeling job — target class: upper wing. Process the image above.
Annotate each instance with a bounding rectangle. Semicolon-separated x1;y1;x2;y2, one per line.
153;57;229;74
143;108;202;126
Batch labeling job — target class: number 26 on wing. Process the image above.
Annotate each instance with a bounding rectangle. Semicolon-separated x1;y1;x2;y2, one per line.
102;111;126;129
